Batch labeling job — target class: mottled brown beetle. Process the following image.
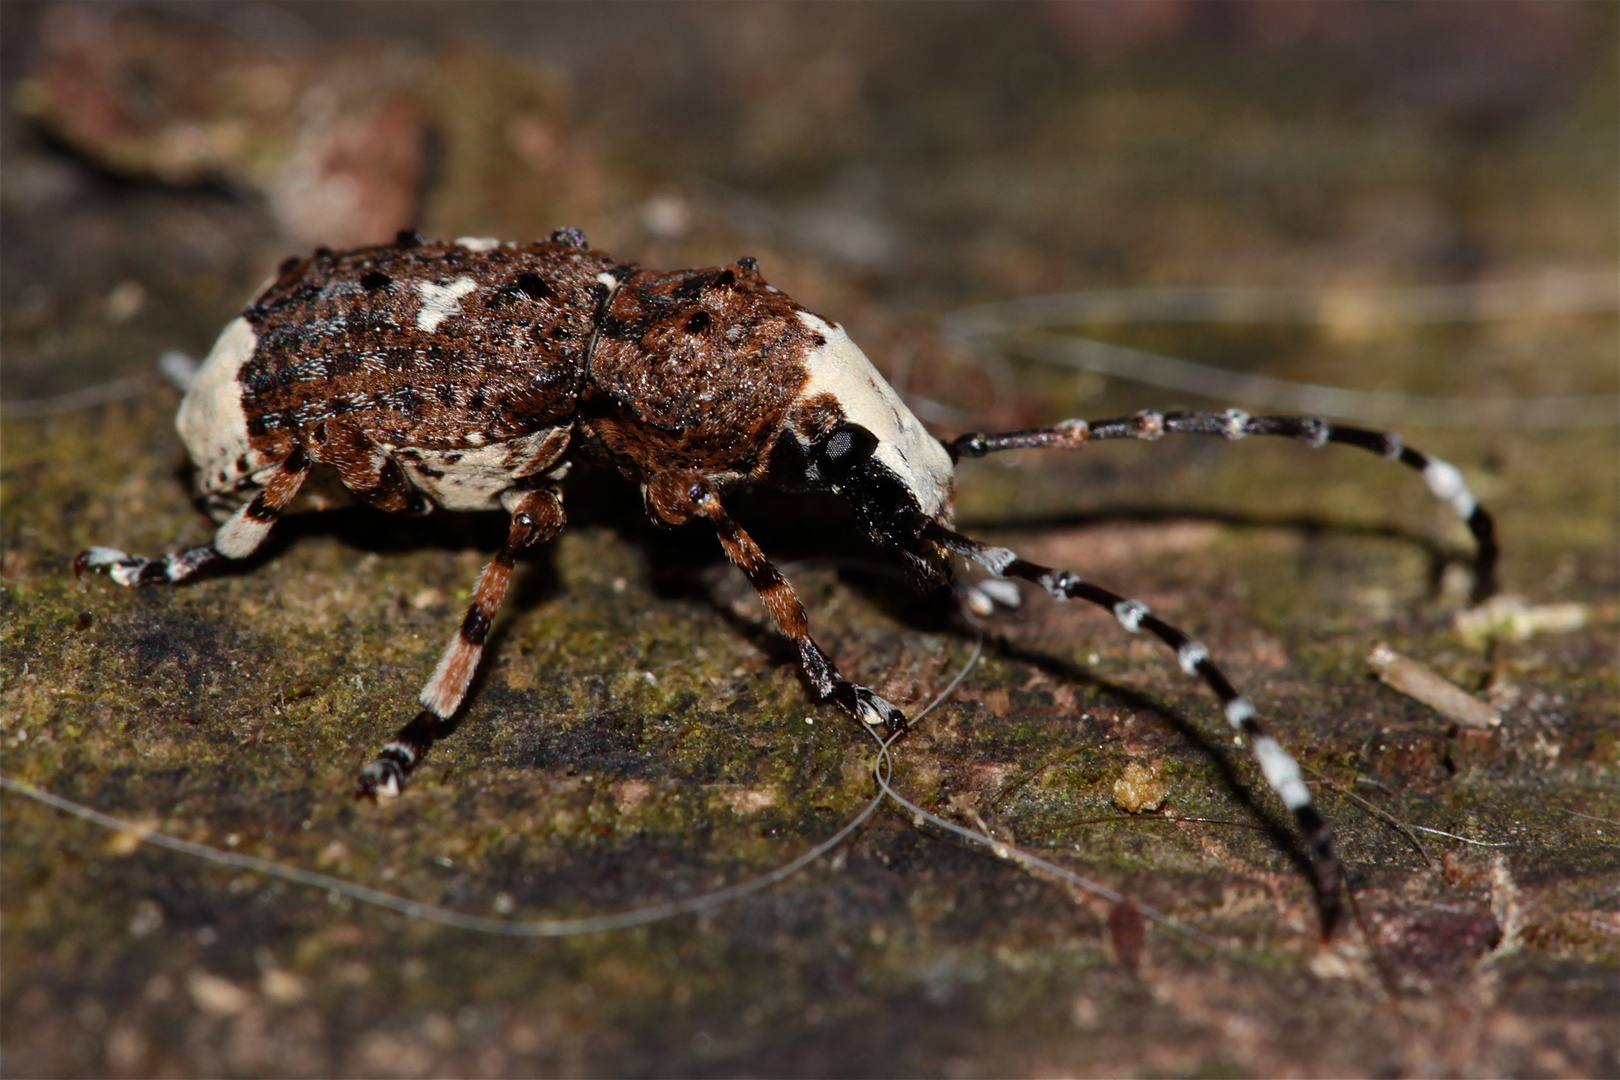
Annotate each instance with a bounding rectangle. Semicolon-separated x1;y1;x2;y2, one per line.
76;227;1499;922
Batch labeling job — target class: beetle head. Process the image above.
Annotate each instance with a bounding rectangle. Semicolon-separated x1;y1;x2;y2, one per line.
766;314;957;591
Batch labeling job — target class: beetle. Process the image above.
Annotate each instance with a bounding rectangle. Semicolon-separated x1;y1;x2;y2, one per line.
75;227;1499;922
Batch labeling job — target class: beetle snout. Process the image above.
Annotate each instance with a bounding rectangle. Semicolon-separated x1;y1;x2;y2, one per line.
840;454;955;593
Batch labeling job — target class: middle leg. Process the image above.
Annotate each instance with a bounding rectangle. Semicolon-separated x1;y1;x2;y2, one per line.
357;486;566;797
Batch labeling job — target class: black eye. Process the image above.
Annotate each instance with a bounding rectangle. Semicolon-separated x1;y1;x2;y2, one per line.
684;310;711;334
816;422;878;480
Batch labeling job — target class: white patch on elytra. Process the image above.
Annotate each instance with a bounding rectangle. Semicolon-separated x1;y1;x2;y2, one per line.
415;277;478;332
176;317;262;500
793;312;954;519
455;236;501;252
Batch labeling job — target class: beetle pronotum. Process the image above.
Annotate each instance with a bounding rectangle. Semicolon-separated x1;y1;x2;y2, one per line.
76;228;1498;923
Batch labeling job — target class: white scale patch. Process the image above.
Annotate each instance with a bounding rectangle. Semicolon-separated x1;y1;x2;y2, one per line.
215;501;274;559
1422;457;1478;520
1038;569;1079;599
1113;599;1149;632
455;236;502;252
1177;642;1208;674
415;277;479;332
974;545;1017;576
176;317;266;503
1253;734;1312;810
793;312;954;519
1223;697;1256;728
404;427;571;512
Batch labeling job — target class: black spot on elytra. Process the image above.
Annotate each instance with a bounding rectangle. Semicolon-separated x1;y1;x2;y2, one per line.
812;334;826;347
314;247;333;260
360;271;393;292
312;421;327;442
396;229;425;248
596;314;649;342
257;282;324;316
516;273;550;300
326;351;361;378
544;324;572;341
684;310;711;334
393;389;425;417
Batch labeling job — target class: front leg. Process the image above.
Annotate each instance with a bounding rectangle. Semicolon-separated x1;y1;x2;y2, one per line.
358;486;567;797
644;470;907;732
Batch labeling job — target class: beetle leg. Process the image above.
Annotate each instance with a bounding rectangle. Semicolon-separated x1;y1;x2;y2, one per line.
74;447;311;586
645;470;907;732
357;486;567;798
946;409;1498;602
305;418;428;514
920;518;1343;931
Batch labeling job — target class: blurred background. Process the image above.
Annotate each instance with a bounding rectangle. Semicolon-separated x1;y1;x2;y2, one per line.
2;3;1616;1076
4;0;1616;558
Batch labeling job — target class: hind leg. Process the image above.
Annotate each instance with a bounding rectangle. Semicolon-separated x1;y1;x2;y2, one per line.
75;448;312;586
